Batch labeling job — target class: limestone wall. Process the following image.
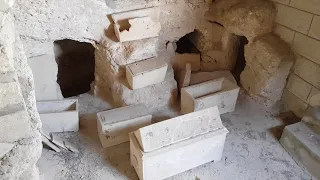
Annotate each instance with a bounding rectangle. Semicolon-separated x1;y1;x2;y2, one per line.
0;2;42;179
272;0;320;117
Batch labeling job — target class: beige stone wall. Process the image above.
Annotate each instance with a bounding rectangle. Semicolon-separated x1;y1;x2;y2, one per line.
272;0;320;117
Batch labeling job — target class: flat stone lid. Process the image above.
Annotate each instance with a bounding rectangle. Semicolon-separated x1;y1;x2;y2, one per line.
97;104;149;125
127;57;167;76
134;106;225;152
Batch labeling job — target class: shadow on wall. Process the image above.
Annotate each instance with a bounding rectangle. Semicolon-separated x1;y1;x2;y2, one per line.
233;36;248;83
54;39;95;98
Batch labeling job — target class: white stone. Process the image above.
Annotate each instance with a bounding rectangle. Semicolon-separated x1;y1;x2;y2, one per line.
0;0;15;12
173;53;200;72
126;57;168;89
37;99;79;133
280;122;320;180
0;81;24;110
181;77;239;114
114;16;161;42
134;106;223;152
27;55;63;101
0;110;32;142
0;143;14;158
97;104;152;148
130;127;229;180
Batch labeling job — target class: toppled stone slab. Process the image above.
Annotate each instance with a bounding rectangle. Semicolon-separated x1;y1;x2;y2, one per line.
37;99;79;133
245;33;295;75
280;122;320;180
0;143;14;158
188;20;239;71
97;104;152;148
181;77;239;114
42;135;60;152
114;16;161;42
134;106;223;152
241;33;295;104
205;0;276;41
130;127;229;180
173;53;200;72
176;63;191;89
190;70;237;85
126;57;168;89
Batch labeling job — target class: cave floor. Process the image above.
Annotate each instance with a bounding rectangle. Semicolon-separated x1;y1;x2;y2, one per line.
37;91;314;180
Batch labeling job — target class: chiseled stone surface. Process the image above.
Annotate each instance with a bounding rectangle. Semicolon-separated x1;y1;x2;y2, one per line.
280;122;320;180
134;106;223;152
130;128;228;180
205;0;276;42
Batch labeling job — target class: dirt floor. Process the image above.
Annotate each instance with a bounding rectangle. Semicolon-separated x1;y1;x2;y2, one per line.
37;92;315;180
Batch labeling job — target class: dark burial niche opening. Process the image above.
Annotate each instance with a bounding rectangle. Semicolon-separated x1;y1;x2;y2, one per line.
54;39;95;98
233;36;248;83
175;31;200;54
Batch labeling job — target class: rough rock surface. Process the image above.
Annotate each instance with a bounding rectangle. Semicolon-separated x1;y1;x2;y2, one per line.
188;20;239;71
95;43;177;113
205;0;276;42
240;33;295;107
0;10;42;179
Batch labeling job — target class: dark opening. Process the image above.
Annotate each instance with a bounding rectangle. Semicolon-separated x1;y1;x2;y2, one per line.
54;39;95;98
233;36;248;83
175;31;200;54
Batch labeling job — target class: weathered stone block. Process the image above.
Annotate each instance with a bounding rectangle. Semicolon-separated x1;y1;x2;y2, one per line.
0;81;24;110
130;127;228;180
114;17;161;42
98;37;158;67
241;33;295;104
205;0;276;41
181;77;239;114
280;122;320;180
97;105;152;148
37;99;79;133
134;106;222;152
245;33;295;75
126;57;168;89
172;53;200;72
0;110;32;142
